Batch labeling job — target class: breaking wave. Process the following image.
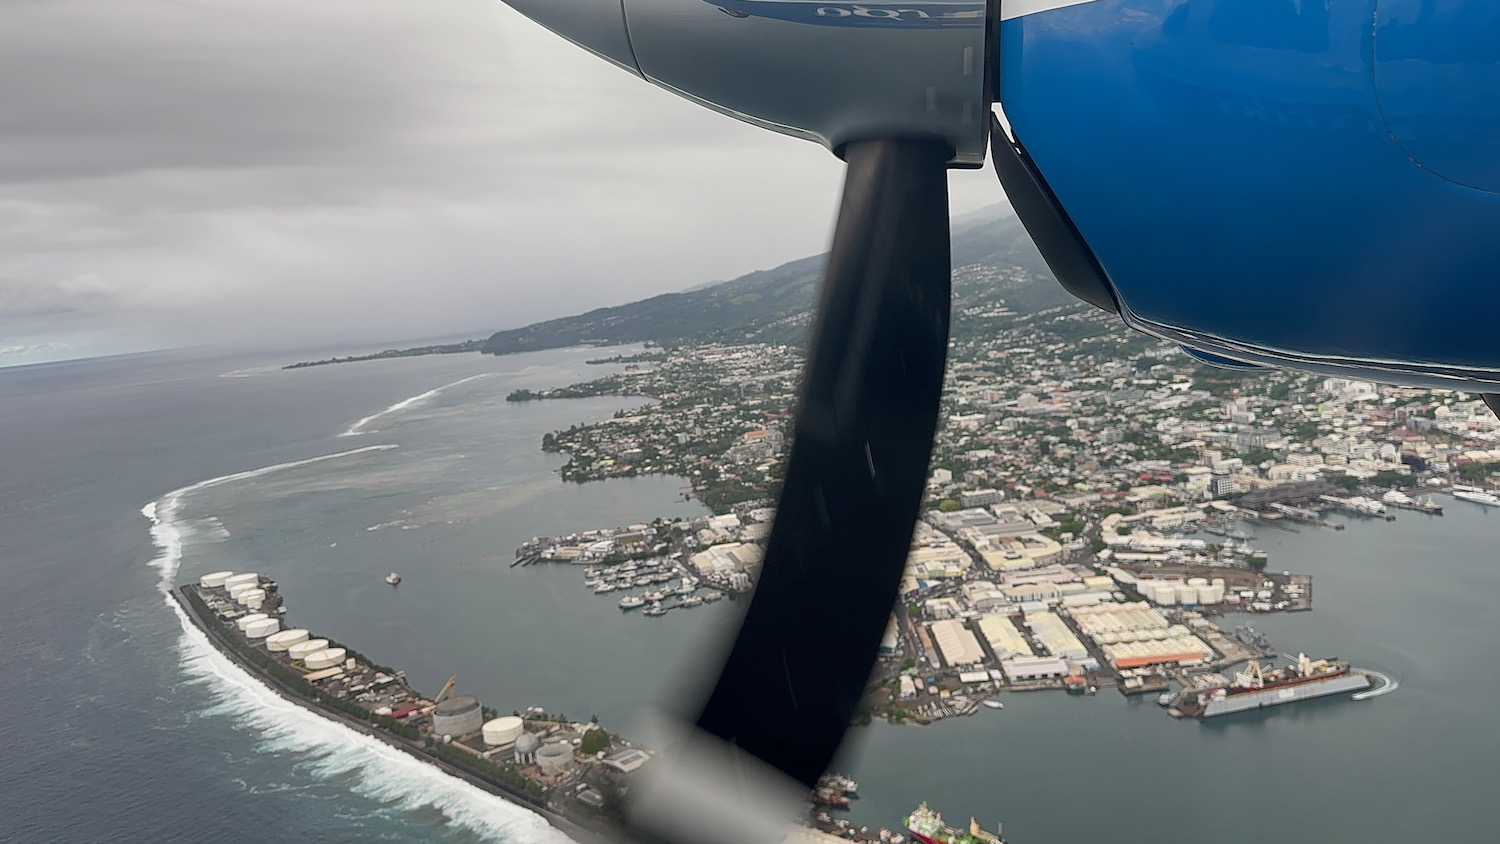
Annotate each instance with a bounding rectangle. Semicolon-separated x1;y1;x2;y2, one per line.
341;374;494;437
143;444;566;843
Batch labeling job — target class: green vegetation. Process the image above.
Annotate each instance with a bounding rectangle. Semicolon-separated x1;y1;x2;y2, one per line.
1457;461;1498;483
1373;469;1417;488
579;727;610;755
937;498;961;512
285;340;482;370
432;741;547;803
481;215;1059;357
586;352;667;365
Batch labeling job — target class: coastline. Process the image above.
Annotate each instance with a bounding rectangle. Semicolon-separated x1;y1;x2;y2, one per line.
170;584;605;844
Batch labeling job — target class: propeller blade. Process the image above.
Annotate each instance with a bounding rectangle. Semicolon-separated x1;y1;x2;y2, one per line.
628;138;953;844
697;136;951;784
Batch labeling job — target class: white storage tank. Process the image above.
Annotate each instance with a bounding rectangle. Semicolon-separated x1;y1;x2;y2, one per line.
303;647;347;671
1200;584;1225;604
483;716;525;747
432;695;484;738
1152;584;1177;605
224;573;260;589
289;639;329;661
228;582;257;598
266;629;310;652
244;618;280;639
236;588;266;608
200;571;235;588
1187;577;1208;587
1175;585;1199;604
235;613;270;631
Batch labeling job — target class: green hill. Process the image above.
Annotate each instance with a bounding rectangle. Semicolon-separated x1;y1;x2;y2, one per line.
481;213;1081;356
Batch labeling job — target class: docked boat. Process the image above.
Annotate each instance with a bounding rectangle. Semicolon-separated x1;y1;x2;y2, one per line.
1180;654;1371;718
1453;488;1500;507
1157;691;1174;706
594;582;617;594
817;773;859;796
681;595;704;608
703;590;725;603
812;788;850;809
385;572;402;586
643;605;668;617
675;577;696;596
982;700;1004;710
643;591;665;603
905;803;1004;844
618;594;645;610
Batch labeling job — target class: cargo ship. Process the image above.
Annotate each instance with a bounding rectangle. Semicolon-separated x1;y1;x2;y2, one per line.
1179;654;1370;718
904;803;1004;844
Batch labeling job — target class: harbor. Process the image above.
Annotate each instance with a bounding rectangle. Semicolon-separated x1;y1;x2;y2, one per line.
178;568;1009;844
176;570;655;842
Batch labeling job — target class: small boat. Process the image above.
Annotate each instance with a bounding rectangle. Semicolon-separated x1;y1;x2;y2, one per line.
681;595;704;608
385;572;402;586
812;788;851;809
703;590;725;603
1157;691;1174;706
643;591;665;603
619;594;645;610
644;605;668;617
983;700;1004;710
594;583;616;594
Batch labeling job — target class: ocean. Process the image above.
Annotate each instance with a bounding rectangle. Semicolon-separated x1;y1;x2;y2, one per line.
1;347;1496;843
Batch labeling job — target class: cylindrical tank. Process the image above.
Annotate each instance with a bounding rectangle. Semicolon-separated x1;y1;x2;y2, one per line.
1175;585;1199;605
1200;584;1225;604
244;618;280;639
235;613;270;631
536;741;574;777
289;639;329;660
224;573;259;589
200;571;235;588
1187;577;1208;587
236;588;266;607
266;629;310;652
228;582;257;598
1152;584;1176;605
483;716;525;747
303;647;347;670
433;695;484;738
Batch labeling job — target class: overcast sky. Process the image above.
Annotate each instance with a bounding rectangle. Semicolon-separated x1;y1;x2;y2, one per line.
1;0;1007;365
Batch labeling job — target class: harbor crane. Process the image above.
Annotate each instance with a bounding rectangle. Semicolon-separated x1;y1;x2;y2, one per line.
428;673;456;709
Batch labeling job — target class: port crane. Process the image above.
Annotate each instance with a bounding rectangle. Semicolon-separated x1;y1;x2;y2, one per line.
428;673;456;709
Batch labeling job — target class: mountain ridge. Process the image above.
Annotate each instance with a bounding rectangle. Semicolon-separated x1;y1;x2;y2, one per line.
480;213;1077;356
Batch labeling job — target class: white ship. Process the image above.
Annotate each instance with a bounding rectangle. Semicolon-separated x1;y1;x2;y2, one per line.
1453;489;1500;507
618;594;645;610
385;572;402;586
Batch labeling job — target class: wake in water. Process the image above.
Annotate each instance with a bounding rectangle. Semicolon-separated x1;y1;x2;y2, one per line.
143;442;566;843
341;374;494;437
1353;670;1399;701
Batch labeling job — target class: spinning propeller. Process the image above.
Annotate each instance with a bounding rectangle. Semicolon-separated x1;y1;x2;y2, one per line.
495;1;1500;838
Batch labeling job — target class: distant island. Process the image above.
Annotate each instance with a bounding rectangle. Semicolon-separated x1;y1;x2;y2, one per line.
284;340;484;370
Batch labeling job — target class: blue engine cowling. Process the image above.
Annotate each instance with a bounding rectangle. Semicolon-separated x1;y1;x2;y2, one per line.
999;0;1500;389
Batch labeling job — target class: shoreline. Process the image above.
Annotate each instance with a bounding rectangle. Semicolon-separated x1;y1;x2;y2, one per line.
170;584;606;844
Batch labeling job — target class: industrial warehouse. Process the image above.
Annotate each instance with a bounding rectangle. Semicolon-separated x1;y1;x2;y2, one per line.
865;503;1333;724
176;571;655;840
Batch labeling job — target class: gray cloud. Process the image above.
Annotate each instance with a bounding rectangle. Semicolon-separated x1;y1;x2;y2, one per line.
1;0;1006;361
